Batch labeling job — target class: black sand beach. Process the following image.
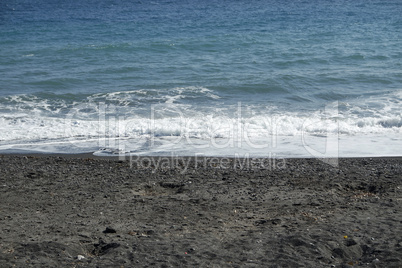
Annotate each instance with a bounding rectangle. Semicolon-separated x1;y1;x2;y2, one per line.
0;155;401;267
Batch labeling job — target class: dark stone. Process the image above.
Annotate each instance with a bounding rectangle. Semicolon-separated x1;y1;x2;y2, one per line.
345;239;357;247
332;248;345;258
289;238;307;247
146;230;154;235
92;240;120;256
254;218;281;226
159;182;184;188
103;227;117;234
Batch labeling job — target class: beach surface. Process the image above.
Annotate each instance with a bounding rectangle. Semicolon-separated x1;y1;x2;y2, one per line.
0;155;401;267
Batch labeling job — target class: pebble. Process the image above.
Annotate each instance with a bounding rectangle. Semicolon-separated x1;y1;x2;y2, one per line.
103;227;117;234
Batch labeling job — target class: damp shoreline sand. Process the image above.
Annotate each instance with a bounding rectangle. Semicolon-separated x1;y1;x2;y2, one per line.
1;154;401;267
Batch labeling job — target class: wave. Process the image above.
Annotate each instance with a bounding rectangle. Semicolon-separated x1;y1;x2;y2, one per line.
0;100;400;141
0;88;400;155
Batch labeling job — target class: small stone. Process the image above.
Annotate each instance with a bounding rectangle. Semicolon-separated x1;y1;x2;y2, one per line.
146;230;154;235
77;255;85;260
103;227;117;234
345;239;357;247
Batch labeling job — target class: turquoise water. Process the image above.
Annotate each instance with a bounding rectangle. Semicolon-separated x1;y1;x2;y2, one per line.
0;0;401;157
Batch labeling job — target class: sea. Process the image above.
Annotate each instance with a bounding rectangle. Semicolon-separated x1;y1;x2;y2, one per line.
1;0;401;159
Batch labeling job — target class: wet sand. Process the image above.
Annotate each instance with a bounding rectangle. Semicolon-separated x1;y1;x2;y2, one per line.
0;155;401;267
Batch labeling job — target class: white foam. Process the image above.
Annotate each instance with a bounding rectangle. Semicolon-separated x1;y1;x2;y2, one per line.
86;86;221;107
0;89;401;157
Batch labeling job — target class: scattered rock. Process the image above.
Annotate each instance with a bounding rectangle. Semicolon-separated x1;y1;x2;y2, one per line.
76;255;85;260
103;227;117;234
254;219;282;226
92;240;120;256
345;239;357;247
159;181;184;188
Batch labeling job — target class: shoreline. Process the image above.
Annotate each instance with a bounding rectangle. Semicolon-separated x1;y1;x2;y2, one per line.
1;154;401;267
2;151;402;159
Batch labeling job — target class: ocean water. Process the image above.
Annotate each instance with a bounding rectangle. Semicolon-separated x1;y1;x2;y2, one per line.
0;0;401;158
